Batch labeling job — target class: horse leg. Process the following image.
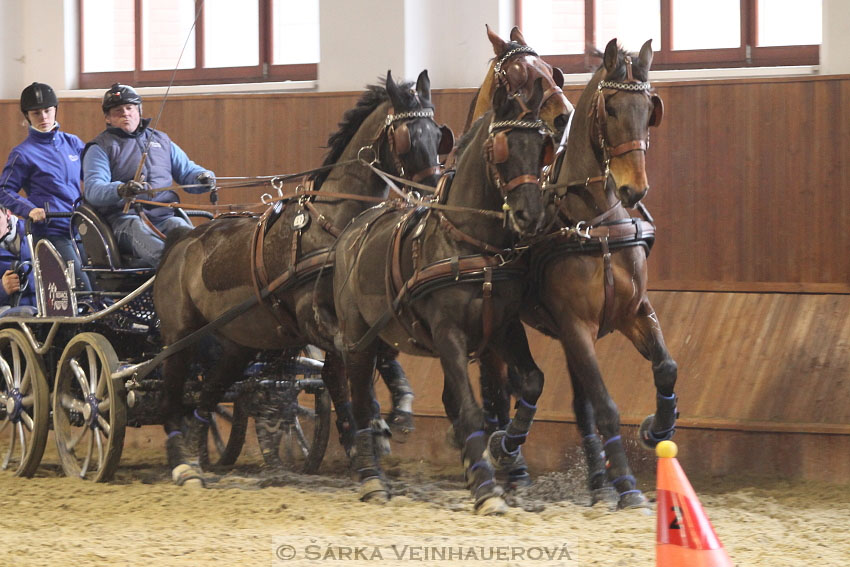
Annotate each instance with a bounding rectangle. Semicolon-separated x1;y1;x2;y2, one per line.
161;348;194;481
319;351;356;454
559;324;649;510
621;298;679;448
345;345;389;503
478;350;512;434
376;343;415;436
175;338;254;486
568;364;617;506
434;326;506;515
482;321;544;490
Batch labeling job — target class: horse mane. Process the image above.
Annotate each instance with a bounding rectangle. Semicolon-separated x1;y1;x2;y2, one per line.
312;79;418;189
455;112;487;160
588;44;651;82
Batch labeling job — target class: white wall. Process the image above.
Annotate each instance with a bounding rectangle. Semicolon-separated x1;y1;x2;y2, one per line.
821;0;850;74
0;0;77;99
0;0;847;99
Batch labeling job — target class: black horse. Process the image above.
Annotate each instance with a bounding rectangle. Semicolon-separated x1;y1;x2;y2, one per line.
332;80;554;514
153;70;451;485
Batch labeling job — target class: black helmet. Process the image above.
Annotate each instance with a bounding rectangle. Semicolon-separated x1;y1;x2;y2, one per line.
20;82;58;114
102;83;142;113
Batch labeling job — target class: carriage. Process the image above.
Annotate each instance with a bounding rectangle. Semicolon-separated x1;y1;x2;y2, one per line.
0;206;332;482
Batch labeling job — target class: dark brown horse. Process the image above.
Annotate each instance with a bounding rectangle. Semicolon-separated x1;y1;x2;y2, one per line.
332;80;554;515
153;70;451;484
482;39;675;509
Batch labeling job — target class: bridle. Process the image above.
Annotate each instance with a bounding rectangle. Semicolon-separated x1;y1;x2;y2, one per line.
383;107;453;184
493;45;569;115
484;103;555;211
590;56;664;163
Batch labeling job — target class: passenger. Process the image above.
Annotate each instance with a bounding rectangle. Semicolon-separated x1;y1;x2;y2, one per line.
0;206;36;312
82;83;216;268
0;82;91;291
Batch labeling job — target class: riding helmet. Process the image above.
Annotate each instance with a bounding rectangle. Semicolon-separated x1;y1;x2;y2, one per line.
20;82;58;115
102;83;142;113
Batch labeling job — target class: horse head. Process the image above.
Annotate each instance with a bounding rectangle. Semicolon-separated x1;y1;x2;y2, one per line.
482;77;555;236
466;26;573;139
383;69;453;188
585;38;663;208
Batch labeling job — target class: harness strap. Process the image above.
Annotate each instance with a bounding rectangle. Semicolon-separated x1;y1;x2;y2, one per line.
475;267;494;358
499;174;540;195
138;210;167;240
598;235;615;338
438;213;508;256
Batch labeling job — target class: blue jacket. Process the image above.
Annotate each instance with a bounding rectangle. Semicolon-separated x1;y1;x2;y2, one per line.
0;218;36;307
0;124;85;237
82;119;210;224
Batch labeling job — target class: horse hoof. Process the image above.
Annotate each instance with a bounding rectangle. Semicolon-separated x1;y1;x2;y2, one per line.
359;478;389;503
618;490;651;511
387;410;415;440
172;464;206;488
638;414;666;449
590;486;618;507
475;495;508;516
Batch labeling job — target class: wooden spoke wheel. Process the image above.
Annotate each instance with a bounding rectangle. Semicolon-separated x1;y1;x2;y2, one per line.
0;329;49;477
198;399;249;468
53;333;126;482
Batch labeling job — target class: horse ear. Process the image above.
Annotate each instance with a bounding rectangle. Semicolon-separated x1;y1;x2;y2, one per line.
386;70;402;108
552;66;565;88
509;26;527;46
486;24;508;56
603;38;619;74
416;70;431;104
638;39;654;72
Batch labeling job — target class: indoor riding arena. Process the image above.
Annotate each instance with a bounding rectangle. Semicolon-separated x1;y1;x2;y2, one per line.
1;1;847;566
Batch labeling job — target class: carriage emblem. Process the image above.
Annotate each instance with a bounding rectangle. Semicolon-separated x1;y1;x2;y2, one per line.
292;211;310;230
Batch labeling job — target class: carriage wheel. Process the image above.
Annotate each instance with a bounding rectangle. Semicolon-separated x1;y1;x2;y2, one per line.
198;399;249;468
255;379;332;474
53;333;126;482
0;329;49;477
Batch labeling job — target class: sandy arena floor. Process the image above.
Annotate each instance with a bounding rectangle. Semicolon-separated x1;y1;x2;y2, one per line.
1;433;848;567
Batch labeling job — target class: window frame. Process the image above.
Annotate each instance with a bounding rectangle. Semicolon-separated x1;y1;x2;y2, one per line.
78;0;317;89
515;0;819;73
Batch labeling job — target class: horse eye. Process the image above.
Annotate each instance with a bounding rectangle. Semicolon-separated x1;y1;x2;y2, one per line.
606;106;617;118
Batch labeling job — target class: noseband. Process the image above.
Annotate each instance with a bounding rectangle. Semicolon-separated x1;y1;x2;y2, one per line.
384;108;445;183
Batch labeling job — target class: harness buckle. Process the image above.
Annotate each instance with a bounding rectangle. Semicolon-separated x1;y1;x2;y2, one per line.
574;221;591;240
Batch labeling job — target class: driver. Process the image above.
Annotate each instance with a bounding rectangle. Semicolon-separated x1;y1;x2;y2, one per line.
82;83;216;267
0;205;36;311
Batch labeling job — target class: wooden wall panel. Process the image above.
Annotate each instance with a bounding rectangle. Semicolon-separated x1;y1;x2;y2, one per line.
396;291;850;432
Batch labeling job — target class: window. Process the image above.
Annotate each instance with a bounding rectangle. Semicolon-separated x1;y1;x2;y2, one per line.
516;0;821;73
79;0;319;88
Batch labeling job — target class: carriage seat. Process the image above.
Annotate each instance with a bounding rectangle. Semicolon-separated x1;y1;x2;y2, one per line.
72;203;156;292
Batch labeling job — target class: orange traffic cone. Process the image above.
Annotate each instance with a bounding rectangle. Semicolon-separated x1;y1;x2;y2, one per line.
656;441;733;567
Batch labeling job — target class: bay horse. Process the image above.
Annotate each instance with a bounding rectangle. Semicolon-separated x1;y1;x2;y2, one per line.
464;25;573;139
153;70;452;484
482;39;675;509
332;80;554;515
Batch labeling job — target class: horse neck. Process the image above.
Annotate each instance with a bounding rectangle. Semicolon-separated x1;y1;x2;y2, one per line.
440;122;504;243
316;102;391;218
465;63;497;132
558;71;622;224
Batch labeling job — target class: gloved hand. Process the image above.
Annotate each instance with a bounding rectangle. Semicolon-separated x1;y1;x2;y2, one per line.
196;171;216;189
116;180;149;199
